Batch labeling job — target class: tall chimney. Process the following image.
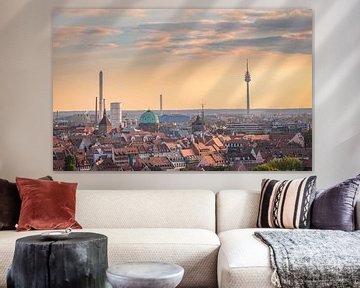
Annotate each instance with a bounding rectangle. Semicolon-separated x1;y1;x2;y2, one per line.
99;71;103;122
95;97;98;126
160;94;163;115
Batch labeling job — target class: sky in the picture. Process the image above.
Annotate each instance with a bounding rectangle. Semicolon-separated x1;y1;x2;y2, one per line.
53;9;312;111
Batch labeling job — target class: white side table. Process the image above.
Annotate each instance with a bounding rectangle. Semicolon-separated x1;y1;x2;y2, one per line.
106;262;184;288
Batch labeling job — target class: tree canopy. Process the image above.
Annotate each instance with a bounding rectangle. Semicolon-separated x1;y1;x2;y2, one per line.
64;155;77;171
254;157;304;171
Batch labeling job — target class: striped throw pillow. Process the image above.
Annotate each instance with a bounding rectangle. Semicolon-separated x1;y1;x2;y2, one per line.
257;176;317;229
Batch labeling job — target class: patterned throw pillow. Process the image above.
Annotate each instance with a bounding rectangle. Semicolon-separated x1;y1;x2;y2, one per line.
257;176;317;229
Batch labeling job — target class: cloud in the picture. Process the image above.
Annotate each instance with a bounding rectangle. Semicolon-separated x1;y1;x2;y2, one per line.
252;16;312;33
286;31;312;40
170;47;204;56
136;16;311;35
217;9;311;22
131;9;312;56
88;43;119;48
125;9;146;18
85;27;120;36
53;26;121;48
137;21;211;33
157;36;311;57
206;36;311;54
53;9;312;56
136;32;172;50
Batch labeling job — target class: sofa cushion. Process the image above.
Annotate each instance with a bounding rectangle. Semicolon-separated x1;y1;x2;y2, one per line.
257;177;317;229
16;177;81;231
0;179;20;230
0;176;53;230
218;228;278;288
76;190;216;231
311;175;360;231
0;228;220;288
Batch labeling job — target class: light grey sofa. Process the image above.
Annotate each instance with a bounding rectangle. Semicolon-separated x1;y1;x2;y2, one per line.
1;189;359;288
0;190;220;288
216;190;360;288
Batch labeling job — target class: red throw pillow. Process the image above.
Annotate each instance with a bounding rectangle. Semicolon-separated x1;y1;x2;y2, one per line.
16;177;82;231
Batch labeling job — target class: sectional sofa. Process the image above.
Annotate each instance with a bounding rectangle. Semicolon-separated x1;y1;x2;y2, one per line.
0;189;359;288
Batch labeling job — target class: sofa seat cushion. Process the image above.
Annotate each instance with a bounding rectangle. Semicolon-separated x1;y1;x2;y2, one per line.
102;228;220;288
0;228;220;288
218;228;282;288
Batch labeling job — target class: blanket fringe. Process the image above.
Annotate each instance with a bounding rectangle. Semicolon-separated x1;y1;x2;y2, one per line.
271;269;281;287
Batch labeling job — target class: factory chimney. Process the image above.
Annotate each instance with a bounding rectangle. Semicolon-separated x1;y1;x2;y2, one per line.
95;97;98;126
99;71;103;122
160;94;163;115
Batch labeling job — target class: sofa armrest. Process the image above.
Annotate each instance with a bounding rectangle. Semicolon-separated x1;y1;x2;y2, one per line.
356;200;360;230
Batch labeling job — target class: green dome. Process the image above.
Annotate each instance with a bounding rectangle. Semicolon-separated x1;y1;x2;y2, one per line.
139;110;159;124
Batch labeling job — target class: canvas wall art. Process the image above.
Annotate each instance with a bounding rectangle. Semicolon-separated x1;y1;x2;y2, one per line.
53;9;313;171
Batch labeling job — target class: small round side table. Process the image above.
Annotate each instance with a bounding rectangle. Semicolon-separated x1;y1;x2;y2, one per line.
106;262;184;288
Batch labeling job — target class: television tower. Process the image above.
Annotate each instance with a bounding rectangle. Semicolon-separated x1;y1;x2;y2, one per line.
244;59;251;115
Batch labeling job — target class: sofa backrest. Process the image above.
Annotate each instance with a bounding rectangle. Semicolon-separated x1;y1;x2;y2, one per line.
76;190;216;231
217;190;360;232
216;190;260;233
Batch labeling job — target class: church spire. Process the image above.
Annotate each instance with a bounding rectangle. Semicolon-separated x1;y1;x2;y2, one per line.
98;98;112;134
201;102;205;122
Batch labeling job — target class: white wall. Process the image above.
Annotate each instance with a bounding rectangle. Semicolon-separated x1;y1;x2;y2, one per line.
0;0;359;191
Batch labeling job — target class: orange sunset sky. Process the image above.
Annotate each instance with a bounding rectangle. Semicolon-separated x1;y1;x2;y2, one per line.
53;9;312;112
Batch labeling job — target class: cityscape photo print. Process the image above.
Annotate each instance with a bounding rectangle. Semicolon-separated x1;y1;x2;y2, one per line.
53;9;313;171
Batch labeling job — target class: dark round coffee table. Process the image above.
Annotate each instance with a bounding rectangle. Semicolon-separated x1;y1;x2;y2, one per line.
7;232;108;288
106;262;184;288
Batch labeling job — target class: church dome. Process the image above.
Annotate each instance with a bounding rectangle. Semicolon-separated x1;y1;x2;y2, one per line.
139;110;159;124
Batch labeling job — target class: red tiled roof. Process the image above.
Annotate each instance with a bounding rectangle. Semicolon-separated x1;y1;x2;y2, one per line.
181;148;196;157
113;147;139;155
142;157;174;169
53;159;65;170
